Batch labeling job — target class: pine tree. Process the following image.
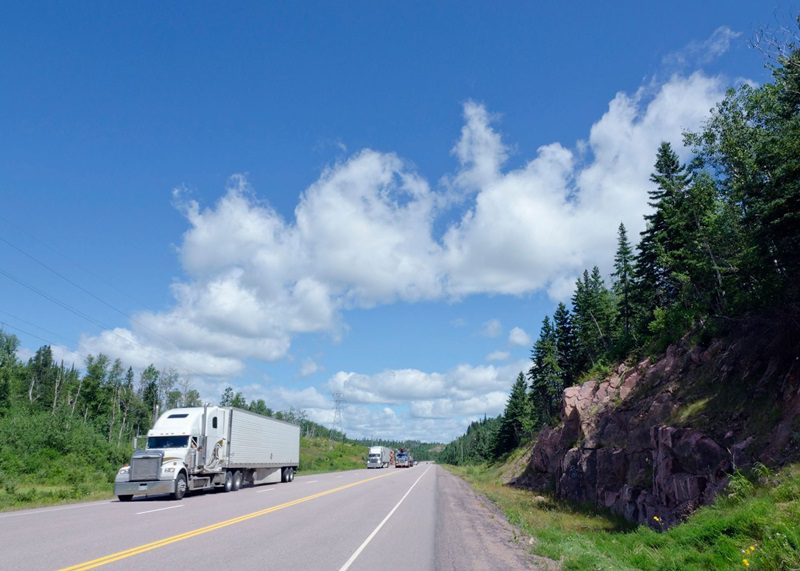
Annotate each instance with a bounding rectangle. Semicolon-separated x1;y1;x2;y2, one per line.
612;222;636;352
495;372;532;455
139;365;160;422
529;316;563;428
572;267;616;370
219;386;235;406
552;303;577;388
634;142;689;331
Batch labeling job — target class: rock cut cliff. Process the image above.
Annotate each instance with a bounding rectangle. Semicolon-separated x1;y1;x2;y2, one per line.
514;315;800;528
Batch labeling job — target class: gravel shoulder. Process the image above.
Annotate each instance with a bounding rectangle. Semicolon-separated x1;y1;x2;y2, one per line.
434;466;557;570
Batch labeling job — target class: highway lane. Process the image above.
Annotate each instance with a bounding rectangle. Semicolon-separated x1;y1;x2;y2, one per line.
0;464;539;570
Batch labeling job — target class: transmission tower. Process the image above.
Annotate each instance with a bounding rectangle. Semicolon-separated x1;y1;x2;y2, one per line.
330;391;345;441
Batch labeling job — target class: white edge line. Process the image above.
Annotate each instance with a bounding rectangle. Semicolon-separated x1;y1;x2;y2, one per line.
0;500;110;519
305;480;319;484
136;504;184;515
255;488;275;493
338;466;431;571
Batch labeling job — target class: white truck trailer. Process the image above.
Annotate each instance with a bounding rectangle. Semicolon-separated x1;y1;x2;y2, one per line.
366;445;392;468
114;405;300;501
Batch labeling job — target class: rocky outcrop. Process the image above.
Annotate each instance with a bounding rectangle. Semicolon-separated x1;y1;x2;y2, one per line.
514;317;800;528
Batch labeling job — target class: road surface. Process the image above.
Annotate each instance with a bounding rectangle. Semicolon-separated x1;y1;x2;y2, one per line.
0;464;543;570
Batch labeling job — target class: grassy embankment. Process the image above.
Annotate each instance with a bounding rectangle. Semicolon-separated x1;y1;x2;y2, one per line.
446;450;800;570
0;410;368;511
297;436;366;474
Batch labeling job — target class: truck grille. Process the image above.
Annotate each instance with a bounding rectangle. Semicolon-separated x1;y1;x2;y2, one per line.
130;456;161;481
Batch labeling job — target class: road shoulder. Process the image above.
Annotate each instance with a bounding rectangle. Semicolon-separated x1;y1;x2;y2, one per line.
434;466;557;571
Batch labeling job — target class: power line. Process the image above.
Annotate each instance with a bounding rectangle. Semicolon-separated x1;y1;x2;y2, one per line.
0;308;71;345
0;267;117;332
0;268;210;381
0;234;188;354
0;320;56;347
0;214;152;309
0;236;133;322
0;229;235;384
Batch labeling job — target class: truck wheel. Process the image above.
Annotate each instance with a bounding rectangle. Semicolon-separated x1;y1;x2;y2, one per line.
286;467;294;482
118;495;133;502
281;467;287;482
232;470;243;491
223;470;233;493
172;473;187;500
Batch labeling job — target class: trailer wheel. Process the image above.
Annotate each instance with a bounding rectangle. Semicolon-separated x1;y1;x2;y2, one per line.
223;470;234;493
281;467;287;482
172;473;187;500
287;467;294;482
118;495;133;502
232;470;243;491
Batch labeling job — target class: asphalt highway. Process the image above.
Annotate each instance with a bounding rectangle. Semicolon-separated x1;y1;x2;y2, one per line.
0;464;540;570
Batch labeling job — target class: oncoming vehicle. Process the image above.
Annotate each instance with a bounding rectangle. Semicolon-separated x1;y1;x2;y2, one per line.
395;448;412;468
367;446;392;468
114;405;300;501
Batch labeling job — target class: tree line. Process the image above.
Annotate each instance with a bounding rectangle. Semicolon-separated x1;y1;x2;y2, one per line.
441;32;800;465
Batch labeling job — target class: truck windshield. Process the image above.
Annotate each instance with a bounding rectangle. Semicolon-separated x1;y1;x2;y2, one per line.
147;435;190;449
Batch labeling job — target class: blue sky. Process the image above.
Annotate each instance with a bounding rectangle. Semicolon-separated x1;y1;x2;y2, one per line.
1;2;793;441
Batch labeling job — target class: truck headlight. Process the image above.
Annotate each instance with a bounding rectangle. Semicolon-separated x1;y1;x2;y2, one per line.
117;466;129;475
163;467;175;473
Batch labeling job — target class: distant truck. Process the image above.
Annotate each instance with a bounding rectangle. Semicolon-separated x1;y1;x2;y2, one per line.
395;448;413;468
114;405;300;501
366;446;393;468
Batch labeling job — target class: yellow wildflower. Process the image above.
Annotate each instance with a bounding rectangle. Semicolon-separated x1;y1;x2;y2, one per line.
742;559;750;567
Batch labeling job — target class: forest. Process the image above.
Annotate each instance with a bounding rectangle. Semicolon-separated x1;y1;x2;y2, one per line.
439;32;800;465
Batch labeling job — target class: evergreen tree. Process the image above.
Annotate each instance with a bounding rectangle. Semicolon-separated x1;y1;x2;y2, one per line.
219;386;235;406
634;142;689;331
552;303;577;388
495;372;532;455
139;365;160;422
612;222;636;352
572;267;616;370
529;316;563;428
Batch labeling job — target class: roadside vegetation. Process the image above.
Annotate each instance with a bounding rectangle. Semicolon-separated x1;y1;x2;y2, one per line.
0;340;439;511
447;460;800;570
299;437;368;474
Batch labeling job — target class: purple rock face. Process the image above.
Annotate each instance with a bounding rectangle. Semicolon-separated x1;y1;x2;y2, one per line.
513;320;800;528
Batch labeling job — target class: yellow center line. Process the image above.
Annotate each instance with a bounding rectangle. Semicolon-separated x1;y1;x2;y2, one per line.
61;471;399;571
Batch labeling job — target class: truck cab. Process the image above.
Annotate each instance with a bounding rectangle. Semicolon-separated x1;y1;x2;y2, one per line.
114;407;225;501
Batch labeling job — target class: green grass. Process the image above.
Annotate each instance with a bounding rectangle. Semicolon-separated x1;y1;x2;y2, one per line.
446;461;800;570
0;482;114;511
299;436;368;474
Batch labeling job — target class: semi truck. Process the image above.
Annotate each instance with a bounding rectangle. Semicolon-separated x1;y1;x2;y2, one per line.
395;448;413;468
114;405;300;501
366;446;393;468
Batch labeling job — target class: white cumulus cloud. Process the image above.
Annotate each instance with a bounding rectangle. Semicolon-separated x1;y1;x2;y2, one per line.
75;69;728;440
508;327;531;347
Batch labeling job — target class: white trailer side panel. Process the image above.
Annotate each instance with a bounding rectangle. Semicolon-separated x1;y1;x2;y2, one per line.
227;408;300;468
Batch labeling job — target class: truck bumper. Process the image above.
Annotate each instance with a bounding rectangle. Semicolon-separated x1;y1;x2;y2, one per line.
115;479;174;498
